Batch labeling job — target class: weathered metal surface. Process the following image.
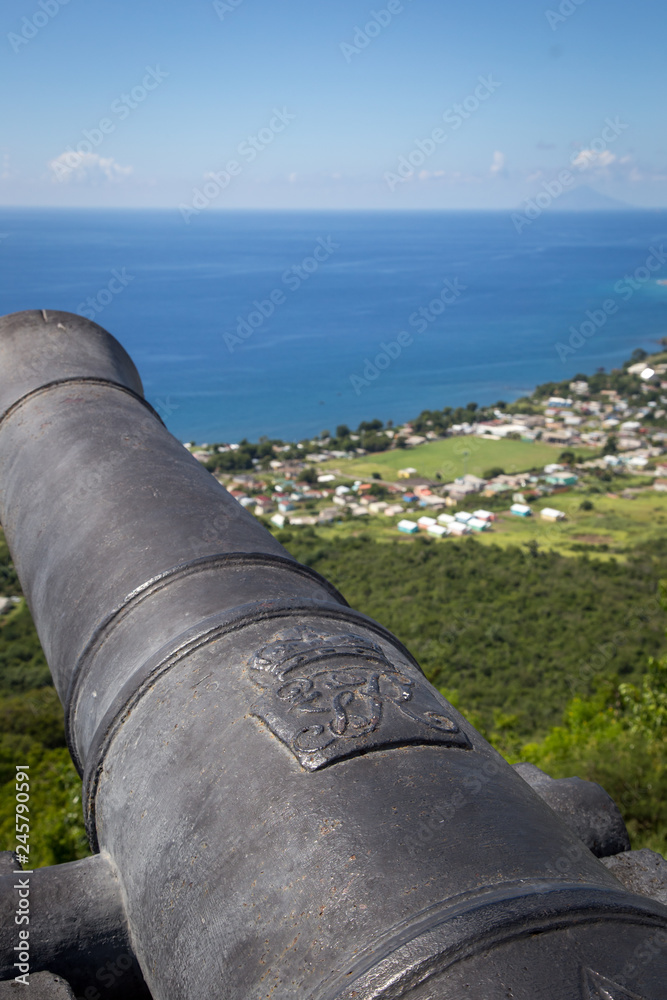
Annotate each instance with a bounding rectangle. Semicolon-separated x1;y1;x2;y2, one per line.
0;970;76;998
602;850;667;907
513;761;631;857
0;854;150;999
0;309;666;1000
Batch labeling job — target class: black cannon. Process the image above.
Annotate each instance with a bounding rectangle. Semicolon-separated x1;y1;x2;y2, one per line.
0;309;666;1000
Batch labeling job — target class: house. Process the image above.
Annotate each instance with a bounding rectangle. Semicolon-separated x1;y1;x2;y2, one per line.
419;496;445;509
318;507;340;522
547;396;572;408
542;429;573;445
540;507;566;522
454;511;474;523
510;503;532;517
455;474;487;492
417;515;438;531
368;501;389;514
467;517;490;532
397;519;419;534
398;467;418;479
384;504;404;516
270;513;286;528
617;436;642;452
472;509;496;522
483;482;513;498
545;473;578;487
446;521;471;536
427;524;448;538
493;423;531;439
437;513;456;525
654;479;667;493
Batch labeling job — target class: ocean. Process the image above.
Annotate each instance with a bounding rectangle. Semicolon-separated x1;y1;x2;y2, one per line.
1;207;666;443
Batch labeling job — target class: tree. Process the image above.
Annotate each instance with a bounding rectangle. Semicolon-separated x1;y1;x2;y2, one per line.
515;653;667;853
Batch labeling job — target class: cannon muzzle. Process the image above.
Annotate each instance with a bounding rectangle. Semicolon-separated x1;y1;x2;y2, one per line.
1;309;666;1000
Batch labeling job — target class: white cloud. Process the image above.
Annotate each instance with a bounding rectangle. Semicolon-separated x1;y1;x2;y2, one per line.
49;152;133;184
490;150;505;174
571;149;616;171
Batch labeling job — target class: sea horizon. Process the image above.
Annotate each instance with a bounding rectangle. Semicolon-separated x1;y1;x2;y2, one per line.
1;207;666;443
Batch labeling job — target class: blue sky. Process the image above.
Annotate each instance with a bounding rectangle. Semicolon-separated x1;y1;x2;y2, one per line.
2;0;666;209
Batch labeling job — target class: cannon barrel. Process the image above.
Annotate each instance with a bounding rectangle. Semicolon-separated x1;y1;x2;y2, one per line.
0;309;666;1000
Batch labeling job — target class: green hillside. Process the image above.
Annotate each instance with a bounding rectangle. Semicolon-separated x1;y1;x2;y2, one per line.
2;522;665;864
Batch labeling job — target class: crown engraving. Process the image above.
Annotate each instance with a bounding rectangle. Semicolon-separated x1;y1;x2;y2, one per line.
248;627;471;770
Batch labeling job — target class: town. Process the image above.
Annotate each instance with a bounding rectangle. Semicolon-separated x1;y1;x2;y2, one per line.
182;346;667;556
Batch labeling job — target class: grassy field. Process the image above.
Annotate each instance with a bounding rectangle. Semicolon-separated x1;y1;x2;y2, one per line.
318;436;594;482
483;490;667;557
294;487;667;561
